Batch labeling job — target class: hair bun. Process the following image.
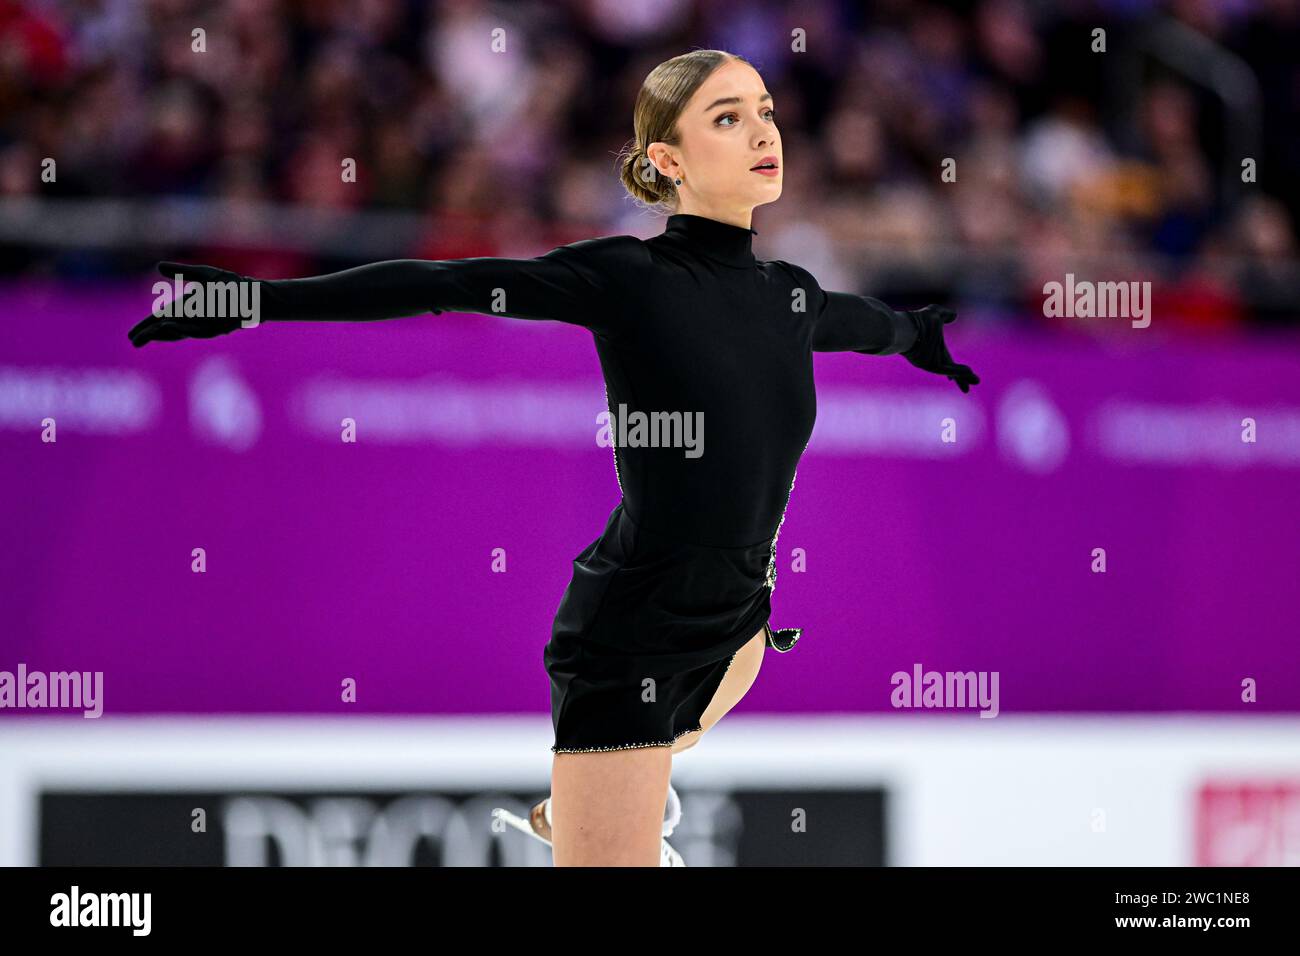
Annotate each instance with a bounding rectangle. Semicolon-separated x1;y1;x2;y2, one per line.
618;138;669;208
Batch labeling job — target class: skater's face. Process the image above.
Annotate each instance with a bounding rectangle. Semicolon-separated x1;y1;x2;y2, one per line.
648;59;783;220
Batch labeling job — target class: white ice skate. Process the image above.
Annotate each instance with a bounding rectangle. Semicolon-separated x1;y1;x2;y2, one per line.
492;784;685;866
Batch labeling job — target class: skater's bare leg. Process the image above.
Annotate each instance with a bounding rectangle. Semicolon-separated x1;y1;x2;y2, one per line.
671;625;767;753
546;624;766;864
550;746;671;866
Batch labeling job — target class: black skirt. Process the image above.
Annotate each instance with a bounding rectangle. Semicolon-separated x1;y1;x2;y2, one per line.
544;500;802;753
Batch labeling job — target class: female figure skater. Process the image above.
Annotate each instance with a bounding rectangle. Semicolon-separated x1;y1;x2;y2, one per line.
129;50;978;867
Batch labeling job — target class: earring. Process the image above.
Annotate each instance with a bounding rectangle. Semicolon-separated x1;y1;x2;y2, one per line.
674;176;682;186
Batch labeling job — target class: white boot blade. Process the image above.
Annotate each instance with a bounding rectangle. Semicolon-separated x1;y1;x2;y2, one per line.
661;838;686;867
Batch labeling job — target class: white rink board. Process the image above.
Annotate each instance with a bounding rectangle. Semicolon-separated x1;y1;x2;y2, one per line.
1;714;1296;866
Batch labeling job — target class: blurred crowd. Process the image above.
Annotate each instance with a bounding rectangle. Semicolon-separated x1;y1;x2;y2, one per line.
1;0;1299;331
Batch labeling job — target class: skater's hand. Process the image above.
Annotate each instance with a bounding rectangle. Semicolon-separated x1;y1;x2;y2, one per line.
128;261;255;348
901;305;980;394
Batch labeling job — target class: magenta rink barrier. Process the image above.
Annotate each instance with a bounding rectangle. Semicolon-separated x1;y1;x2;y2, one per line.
2;283;1298;715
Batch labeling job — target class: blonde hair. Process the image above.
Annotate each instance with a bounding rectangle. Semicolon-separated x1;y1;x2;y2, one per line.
617;49;751;212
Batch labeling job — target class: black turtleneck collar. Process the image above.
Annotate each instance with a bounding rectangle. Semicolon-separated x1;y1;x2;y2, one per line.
660;213;757;268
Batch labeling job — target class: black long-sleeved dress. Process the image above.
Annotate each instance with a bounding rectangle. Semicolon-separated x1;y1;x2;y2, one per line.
245;212;921;752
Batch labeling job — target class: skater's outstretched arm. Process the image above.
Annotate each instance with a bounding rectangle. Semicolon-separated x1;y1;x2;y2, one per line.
128;235;641;347
776;259;981;394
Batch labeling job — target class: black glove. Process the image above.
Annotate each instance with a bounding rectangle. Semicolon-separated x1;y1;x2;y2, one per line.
901;305;980;394
128;261;254;348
